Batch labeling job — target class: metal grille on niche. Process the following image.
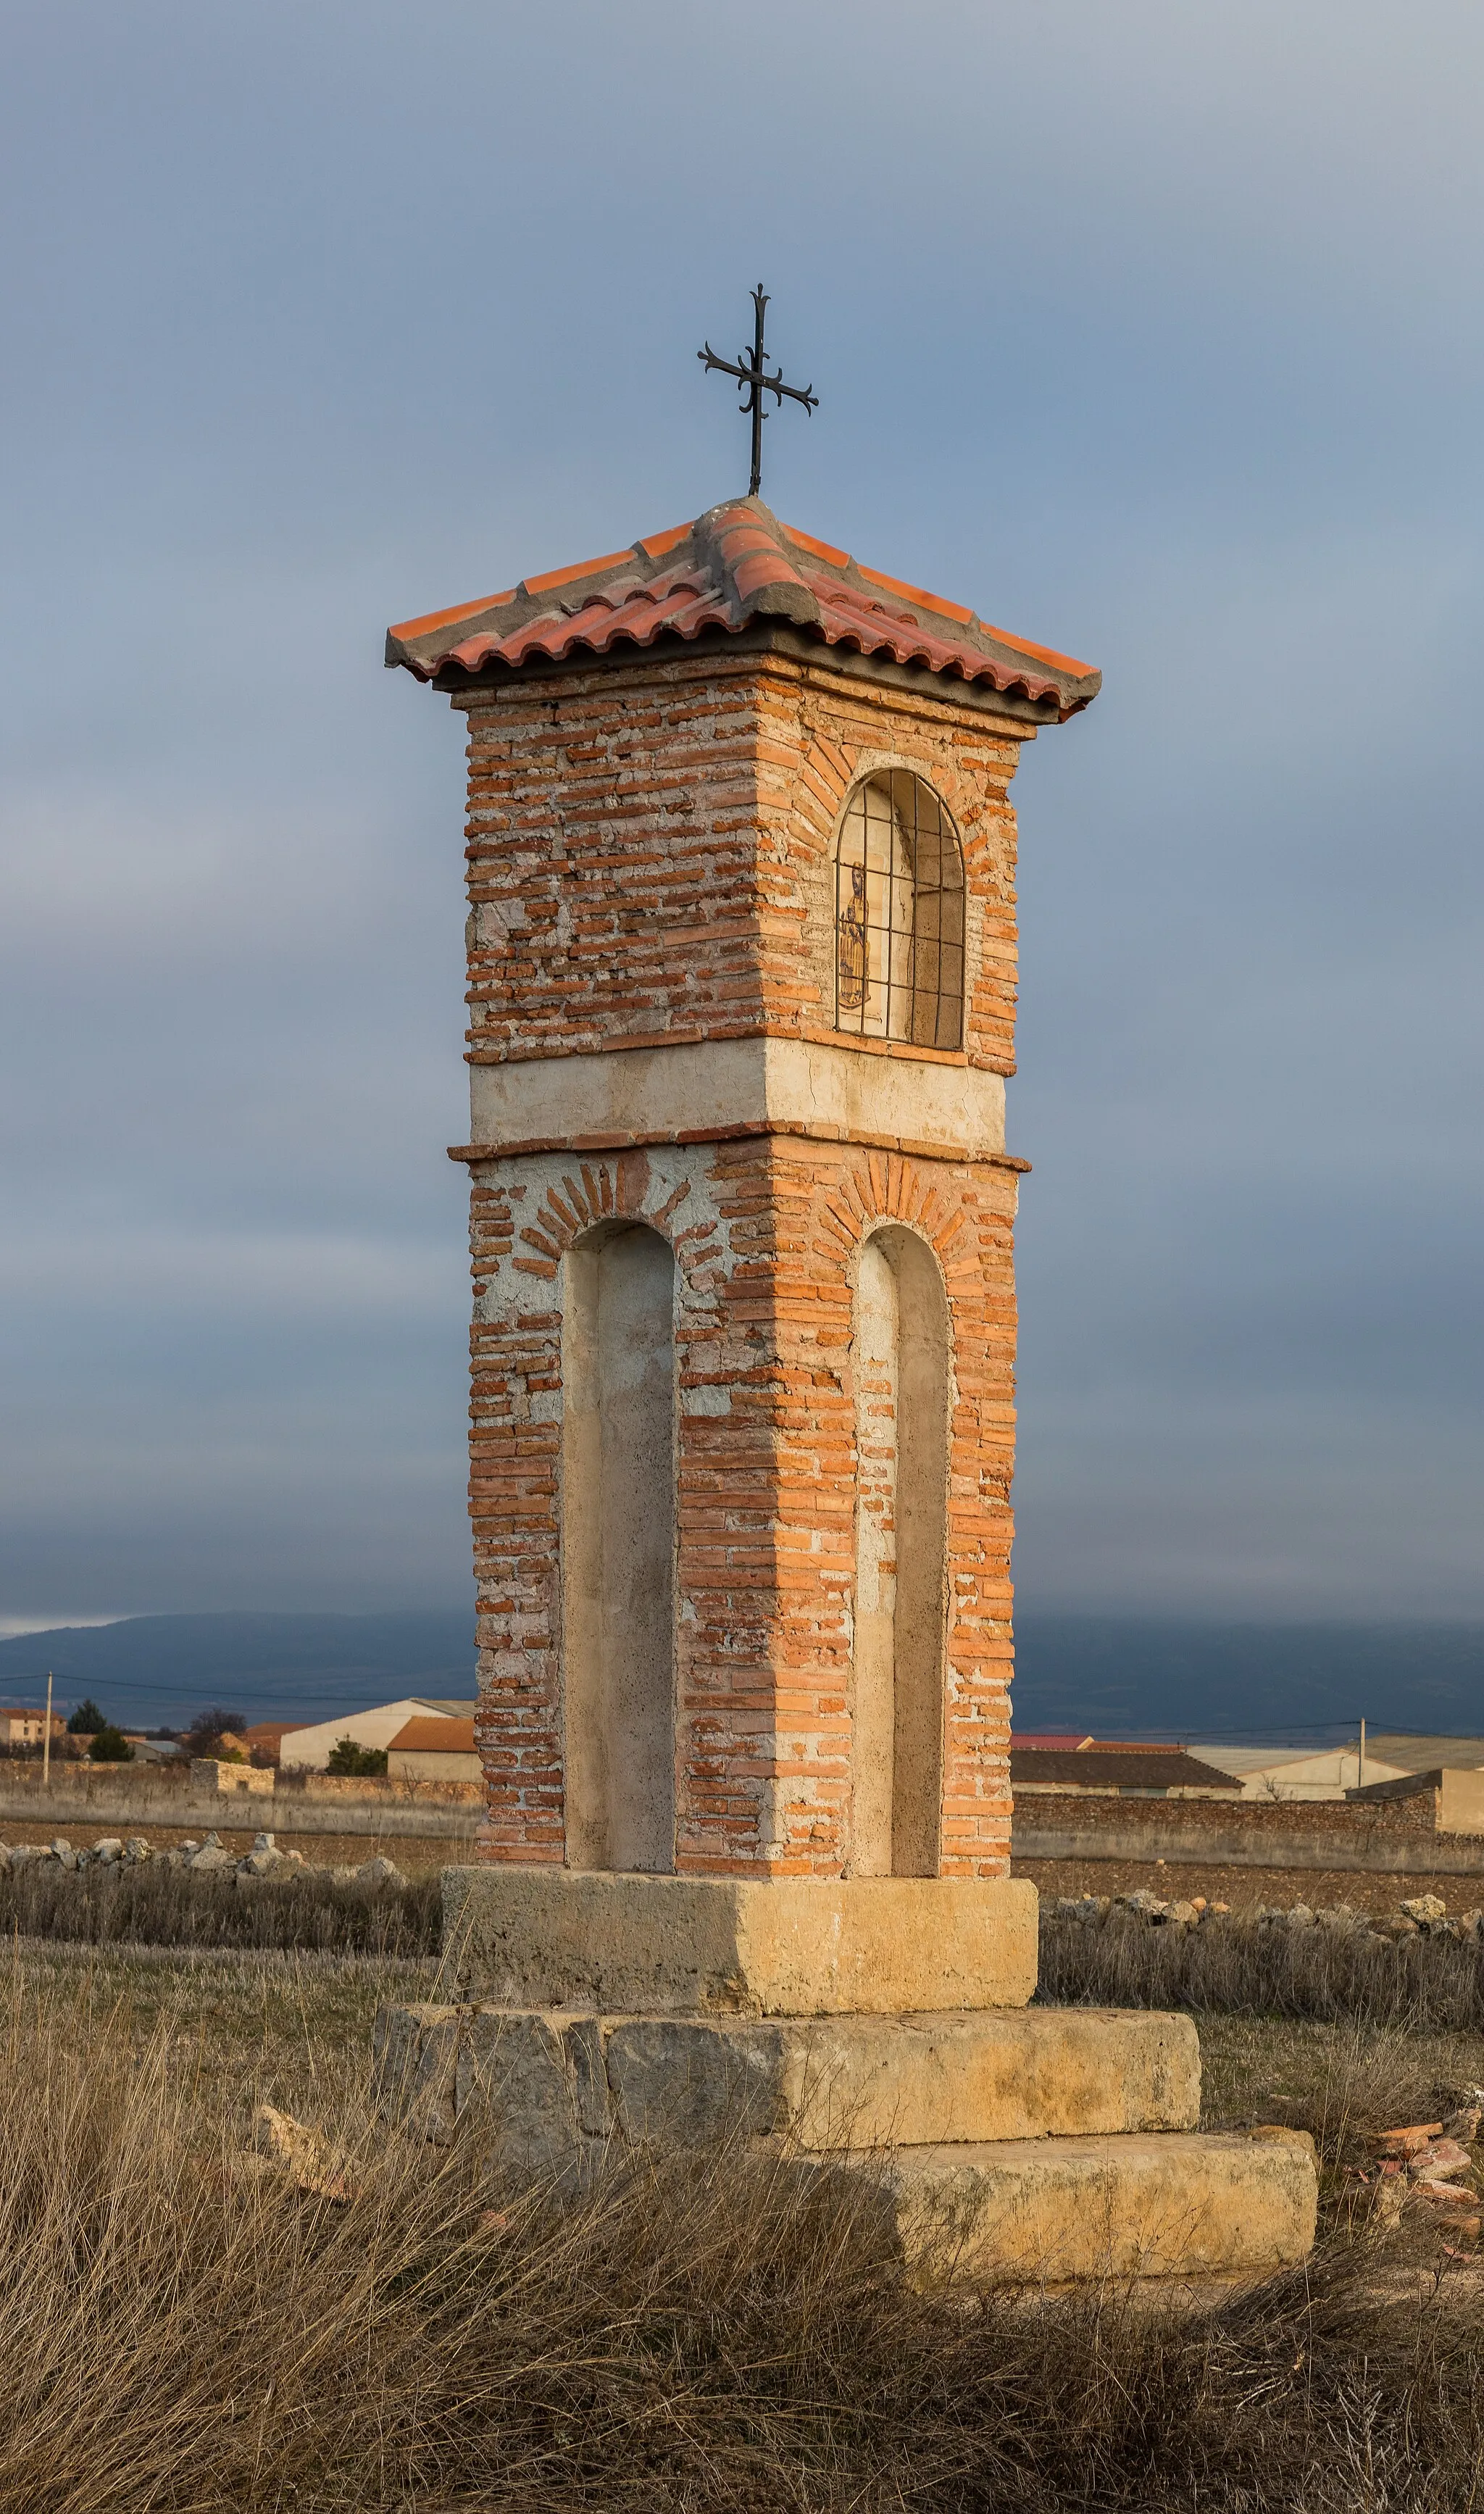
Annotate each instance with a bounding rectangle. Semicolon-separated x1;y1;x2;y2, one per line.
834;771;965;1050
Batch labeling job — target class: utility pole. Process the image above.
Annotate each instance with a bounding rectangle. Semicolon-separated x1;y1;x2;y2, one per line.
43;1672;53;1791
1358;1716;1366;1793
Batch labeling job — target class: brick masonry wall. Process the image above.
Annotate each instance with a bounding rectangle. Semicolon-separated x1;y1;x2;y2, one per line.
1012;1787;1484;1876
468;1136;1020;1879
456;644;1025;1075
454;641;1035;1879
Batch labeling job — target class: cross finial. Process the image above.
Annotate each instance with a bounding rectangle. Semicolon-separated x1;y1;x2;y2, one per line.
698;285;818;498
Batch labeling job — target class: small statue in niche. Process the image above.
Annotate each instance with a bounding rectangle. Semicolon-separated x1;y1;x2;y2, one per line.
837;860;869;1012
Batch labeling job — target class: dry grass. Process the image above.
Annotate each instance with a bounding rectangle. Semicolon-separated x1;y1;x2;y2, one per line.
1201;2013;1484;2168
1017;1857;1484;1920
0;1856;441;1956
1039;1900;1484;2031
0;1956;1480;2509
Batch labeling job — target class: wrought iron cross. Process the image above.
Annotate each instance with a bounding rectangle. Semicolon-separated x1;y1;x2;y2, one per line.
698;286;818;497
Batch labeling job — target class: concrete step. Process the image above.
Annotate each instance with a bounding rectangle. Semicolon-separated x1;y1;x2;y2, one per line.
376;2002;1201;2157
867;2129;1318;2285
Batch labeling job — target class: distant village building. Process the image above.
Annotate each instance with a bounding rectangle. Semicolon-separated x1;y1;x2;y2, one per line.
1196;1736;1484;1801
278;1697;476;1773
385;1717;480;1783
1009;1742;1241;1799
0;1707;64;1749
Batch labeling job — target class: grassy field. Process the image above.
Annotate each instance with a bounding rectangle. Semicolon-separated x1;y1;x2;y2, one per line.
3;1936;438;2107
0;1939;1477;2510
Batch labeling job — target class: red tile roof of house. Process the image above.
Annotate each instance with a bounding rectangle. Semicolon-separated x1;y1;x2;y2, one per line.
388;1716;478;1755
386;499;1100;722
1010;1747;1241;1793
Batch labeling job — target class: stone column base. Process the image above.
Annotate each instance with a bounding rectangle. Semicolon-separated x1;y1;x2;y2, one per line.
441;1868;1038;2015
373;1996;1318;2287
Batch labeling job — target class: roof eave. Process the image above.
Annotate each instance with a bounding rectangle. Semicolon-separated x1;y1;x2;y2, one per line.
421;614;1090;721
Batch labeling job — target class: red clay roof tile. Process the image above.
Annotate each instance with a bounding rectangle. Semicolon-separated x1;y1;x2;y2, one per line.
520;549;635;597
857;563;975;626
782;523;851;567
388;587;518;642
386;499;1099;720
636;523;693;558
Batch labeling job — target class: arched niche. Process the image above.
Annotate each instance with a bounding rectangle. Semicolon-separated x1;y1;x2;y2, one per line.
834;770;965;1051
852;1225;949;1876
561;1221;677;1871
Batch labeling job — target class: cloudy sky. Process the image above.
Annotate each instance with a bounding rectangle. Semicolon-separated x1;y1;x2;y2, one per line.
2;1;1482;1634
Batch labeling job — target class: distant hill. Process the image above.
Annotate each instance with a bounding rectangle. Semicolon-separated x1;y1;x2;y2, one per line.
1014;1616;1484;1744
2;1608;1480;1747
0;1610;474;1731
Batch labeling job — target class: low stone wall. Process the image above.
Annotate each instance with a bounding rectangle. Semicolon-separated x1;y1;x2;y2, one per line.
1012;1786;1484;1875
0;1764;480;1843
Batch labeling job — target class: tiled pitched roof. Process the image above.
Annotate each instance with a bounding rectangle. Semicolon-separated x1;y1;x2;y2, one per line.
1010;1747;1241;1793
388;1716;478;1753
386;499;1100;721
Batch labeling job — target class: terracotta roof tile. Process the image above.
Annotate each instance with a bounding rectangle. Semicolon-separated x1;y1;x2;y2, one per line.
388;1715;477;1753
857;562;975;626
520;549;636;598
386;499;1100;720
388;587;517;643
781;523;851;567
636;523;693;558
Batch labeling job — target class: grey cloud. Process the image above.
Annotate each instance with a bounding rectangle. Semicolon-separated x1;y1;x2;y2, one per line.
3;0;1483;1621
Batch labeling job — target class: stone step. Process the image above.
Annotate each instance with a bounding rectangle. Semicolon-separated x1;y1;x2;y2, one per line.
376;2001;1202;2157
567;2006;1201;2149
867;2130;1318;2285
442;1870;1038;2015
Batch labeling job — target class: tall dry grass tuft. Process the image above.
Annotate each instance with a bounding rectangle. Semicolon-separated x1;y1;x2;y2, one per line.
0;1973;1482;2508
1039;1900;1484;2031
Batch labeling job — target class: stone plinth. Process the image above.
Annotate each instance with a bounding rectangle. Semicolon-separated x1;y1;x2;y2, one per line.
870;2130;1319;2286
379;1999;1200;2155
441;1868;1038;2016
374;1990;1318;2285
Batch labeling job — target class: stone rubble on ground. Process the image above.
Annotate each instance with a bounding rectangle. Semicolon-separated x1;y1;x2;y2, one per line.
1347;2094;1484;2244
249;2102;350;2202
0;1831;407;1888
1051;1890;1484;1941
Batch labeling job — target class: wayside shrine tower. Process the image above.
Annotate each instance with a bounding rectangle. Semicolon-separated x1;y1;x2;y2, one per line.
380;495;1317;2286
388;497;1097;1890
